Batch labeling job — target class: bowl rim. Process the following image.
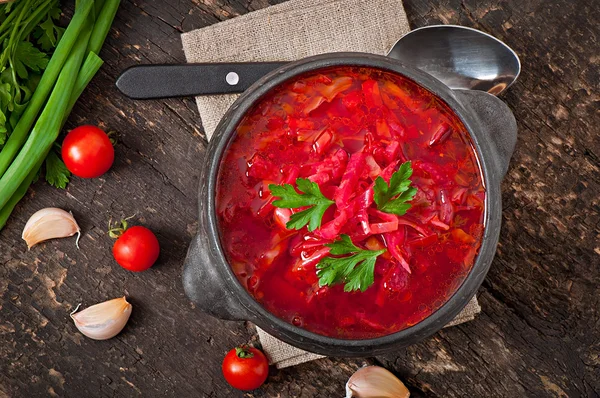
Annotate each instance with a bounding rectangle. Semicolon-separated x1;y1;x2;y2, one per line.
202;52;500;353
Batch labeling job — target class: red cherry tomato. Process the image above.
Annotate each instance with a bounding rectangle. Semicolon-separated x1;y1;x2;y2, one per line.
112;226;160;272
62;125;114;178
222;345;269;391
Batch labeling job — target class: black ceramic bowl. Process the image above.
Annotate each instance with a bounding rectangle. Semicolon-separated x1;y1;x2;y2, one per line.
183;52;517;356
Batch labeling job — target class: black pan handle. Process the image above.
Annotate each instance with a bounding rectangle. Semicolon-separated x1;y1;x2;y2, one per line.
116;62;288;99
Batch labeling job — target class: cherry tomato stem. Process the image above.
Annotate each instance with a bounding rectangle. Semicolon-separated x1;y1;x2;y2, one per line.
235;346;254;359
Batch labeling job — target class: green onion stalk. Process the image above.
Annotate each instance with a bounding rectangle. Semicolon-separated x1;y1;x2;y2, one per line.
0;0;120;228
0;158;43;229
0;0;94;177
64;51;104;124
0;25;92;210
87;0;119;55
0;51;104;229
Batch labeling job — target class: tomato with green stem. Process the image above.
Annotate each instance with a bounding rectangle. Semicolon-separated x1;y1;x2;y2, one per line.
62;125;115;178
222;345;269;390
109;218;160;272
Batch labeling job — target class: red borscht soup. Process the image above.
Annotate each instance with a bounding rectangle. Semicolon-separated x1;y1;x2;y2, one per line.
216;66;485;339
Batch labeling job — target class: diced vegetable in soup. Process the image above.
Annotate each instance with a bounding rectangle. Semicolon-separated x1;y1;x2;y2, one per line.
216;66;485;339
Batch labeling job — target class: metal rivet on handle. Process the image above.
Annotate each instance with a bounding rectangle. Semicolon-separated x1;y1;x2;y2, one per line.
226;72;239;85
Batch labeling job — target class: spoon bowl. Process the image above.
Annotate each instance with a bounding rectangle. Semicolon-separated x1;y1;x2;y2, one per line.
387;25;520;95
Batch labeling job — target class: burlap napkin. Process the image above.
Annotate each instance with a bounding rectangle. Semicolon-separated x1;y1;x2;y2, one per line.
181;0;481;369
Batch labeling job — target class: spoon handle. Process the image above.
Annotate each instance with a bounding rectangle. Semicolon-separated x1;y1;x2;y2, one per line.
116;62;288;99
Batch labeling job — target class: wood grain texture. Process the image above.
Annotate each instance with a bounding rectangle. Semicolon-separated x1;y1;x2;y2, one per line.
0;0;598;397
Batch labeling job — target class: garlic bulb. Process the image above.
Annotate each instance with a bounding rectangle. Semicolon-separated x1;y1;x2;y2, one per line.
22;207;81;249
71;297;132;340
346;366;410;398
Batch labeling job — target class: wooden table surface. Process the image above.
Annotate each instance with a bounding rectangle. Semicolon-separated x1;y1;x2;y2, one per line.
1;0;599;396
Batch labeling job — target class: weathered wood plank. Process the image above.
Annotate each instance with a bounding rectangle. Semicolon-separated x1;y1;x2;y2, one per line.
0;0;598;397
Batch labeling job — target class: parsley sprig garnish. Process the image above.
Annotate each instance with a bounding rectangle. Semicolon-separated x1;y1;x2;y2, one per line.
269;162;417;293
269;178;334;232
316;235;386;292
373;161;417;215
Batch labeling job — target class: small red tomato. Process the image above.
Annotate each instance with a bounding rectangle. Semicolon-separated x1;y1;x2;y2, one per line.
112;226;160;272
222;345;269;391
62;125;114;178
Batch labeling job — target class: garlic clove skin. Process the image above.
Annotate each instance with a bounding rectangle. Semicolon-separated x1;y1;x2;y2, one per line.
22;207;81;249
71;297;132;340
346;366;410;398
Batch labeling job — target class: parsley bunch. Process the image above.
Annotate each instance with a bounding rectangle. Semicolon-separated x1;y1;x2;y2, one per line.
0;0;63;148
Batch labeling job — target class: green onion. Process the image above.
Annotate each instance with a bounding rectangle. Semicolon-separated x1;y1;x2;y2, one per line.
93;0;107;22
87;0;120;55
0;157;43;230
0;0;94;177
0;24;92;209
0;0;120;229
0;50;104;230
64;51;104;125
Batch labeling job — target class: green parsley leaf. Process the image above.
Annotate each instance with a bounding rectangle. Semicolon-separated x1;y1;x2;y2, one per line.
269;178;334;232
0;81;12;111
326;233;361;254
373;161;418;215
12;41;49;79
316;235;386;292
34;12;64;52
343;256;377;292
9;99;28;129
0;110;7;146
45;149;71;189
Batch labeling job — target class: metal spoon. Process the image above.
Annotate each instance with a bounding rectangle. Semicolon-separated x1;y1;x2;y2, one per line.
387;25;520;95
116;25;520;99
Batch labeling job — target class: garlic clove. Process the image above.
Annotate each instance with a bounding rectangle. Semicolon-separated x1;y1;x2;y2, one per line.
22;207;81;249
70;297;132;340
346;366;410;398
